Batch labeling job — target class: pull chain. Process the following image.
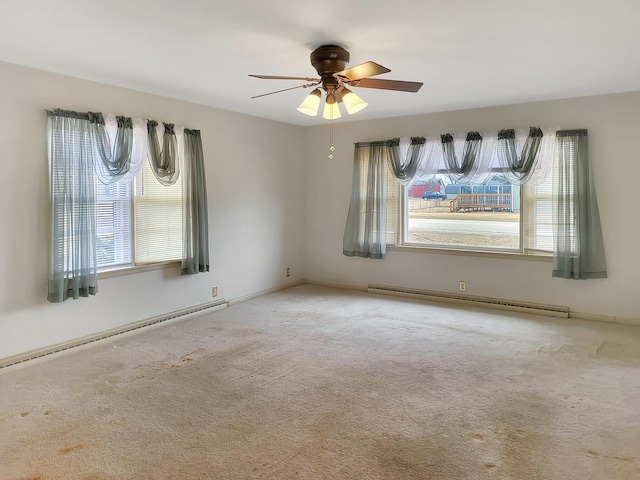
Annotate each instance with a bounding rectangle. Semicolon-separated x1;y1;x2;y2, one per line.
328;119;335;159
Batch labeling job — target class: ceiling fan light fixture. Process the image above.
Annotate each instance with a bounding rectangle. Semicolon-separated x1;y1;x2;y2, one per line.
296;88;322;116
341;88;368;115
322;94;341;120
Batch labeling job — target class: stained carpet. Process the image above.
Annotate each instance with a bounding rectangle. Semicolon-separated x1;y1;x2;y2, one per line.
1;285;640;479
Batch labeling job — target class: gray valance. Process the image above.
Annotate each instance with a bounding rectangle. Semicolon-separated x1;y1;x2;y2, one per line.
441;131;483;183
147;120;179;186
497;127;544;185
92;115;133;184
387;137;427;186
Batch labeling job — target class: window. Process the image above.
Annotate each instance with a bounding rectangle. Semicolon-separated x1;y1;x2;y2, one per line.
96;159;183;271
386;144;556;256
47;110;209;304
346;130;604;277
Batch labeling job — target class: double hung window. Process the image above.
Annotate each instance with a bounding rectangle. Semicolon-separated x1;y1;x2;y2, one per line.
95;158;183;271
47;109;210;303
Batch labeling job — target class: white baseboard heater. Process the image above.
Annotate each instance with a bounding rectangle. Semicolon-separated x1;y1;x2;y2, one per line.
367;284;569;318
0;299;228;370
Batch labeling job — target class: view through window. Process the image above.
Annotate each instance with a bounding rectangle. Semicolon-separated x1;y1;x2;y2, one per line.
405;174;521;251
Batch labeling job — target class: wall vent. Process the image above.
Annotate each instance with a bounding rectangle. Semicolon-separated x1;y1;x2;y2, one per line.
367;284;569;318
0;299;228;370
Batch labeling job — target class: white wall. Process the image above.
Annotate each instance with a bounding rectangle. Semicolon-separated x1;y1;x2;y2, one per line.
0;61;305;359
302;93;640;320
3;60;638;361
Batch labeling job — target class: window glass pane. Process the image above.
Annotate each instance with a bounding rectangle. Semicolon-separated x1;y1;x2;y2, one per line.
405;174;520;250
95;181;132;268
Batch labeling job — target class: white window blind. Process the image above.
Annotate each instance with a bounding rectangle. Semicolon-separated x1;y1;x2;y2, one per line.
522;173;554;254
134;159;183;264
385;165;400;246
96;181;132;267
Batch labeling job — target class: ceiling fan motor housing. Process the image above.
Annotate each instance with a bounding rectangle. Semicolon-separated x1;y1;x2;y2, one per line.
310;45;350;75
311;45;350;93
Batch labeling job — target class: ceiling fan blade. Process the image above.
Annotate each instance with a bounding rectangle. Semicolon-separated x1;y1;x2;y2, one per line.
334;61;391;81
349;78;423;93
251;83;317;99
249;74;319;82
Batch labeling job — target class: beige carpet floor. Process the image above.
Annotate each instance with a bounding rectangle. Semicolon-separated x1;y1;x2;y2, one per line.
1;284;640;479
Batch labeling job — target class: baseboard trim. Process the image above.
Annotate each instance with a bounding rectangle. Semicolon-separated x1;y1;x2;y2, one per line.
569;311;615;324
570;311;640;326
301;278;368;292
227;280;304;306
0;299;228;370
367;284;569;318
304;279;638;326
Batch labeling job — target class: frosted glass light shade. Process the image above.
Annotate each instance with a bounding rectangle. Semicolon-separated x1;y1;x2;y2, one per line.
296;89;321;116
341;88;368;114
322;97;341;120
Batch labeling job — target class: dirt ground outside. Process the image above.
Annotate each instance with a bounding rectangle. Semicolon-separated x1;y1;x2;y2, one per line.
407;197;520;248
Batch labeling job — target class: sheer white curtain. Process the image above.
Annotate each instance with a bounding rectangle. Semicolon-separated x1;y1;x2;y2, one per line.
411;128;556;185
411;132;495;183
411;136;441;182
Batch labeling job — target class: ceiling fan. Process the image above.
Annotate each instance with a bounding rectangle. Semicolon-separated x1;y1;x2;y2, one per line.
249;45;423;120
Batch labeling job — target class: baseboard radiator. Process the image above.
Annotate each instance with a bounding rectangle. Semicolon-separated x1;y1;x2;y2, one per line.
367;284;569;318
0;299;228;370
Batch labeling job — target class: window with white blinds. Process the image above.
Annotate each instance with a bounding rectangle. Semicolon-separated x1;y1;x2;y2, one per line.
50;116;187;273
95;157;184;270
133;159;183;264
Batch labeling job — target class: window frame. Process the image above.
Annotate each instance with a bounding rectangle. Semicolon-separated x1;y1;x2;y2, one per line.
386;167;554;261
95;162;184;275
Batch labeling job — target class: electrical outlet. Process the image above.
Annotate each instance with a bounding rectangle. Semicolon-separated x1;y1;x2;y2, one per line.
459;281;466;292
211;286;218;297
286;267;291;277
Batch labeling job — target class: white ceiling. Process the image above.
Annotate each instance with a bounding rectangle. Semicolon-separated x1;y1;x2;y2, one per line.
1;0;639;126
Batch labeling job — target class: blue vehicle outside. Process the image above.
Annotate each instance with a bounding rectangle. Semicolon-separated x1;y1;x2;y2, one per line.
421;191;447;200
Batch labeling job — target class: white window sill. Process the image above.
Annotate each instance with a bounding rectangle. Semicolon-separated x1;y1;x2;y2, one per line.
98;260;181;279
387;245;553;262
